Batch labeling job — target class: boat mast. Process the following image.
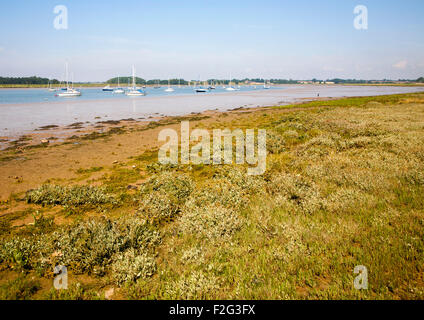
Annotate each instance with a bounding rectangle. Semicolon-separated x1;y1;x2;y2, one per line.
132;65;136;88
65;62;69;89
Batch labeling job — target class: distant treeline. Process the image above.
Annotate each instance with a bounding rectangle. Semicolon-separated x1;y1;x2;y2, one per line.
107;77;189;85
1;76;423;85
107;77;424;85
106;77;299;85
0;76;59;85
325;79;391;84
324;78;424;84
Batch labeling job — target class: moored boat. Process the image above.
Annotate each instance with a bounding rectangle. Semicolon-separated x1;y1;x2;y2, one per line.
56;63;81;97
126;66;146;96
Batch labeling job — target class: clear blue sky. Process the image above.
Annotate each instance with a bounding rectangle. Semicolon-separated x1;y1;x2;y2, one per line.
0;0;423;81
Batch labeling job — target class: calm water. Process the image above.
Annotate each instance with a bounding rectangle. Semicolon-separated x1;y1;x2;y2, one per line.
0;86;273;105
1;85;423;137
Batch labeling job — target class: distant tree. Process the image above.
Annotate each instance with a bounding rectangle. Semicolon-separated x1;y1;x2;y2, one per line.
0;76;58;85
417;77;424;83
107;77;146;85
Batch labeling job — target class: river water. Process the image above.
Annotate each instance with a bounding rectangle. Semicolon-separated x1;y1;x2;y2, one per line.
1;85;423;137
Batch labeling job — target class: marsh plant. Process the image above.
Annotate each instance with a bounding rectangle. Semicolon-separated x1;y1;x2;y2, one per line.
165;271;220;299
1;217;161;284
26;184;117;207
179;205;243;241
111;248;156;285
158;121;267;175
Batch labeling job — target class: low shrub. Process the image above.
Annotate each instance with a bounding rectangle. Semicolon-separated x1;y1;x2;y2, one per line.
26;184;117;207
0;217;161;280
165;271;220;299
138;191;179;224
51;217;161;275
111;248;156;285
179;205;242;241
140;171;194;202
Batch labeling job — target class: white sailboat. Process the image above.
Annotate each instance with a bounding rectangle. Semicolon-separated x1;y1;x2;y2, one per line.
126;66;145;96
113;77;125;94
263;79;271;89
165;79;174;92
225;74;237;91
56;63;81;97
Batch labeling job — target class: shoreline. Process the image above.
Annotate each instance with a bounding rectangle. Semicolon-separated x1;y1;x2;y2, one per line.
0;93;360;201
1;85;424;141
0;91;421;201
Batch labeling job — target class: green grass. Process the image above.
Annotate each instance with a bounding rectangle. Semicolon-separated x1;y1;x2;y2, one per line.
0;277;40;300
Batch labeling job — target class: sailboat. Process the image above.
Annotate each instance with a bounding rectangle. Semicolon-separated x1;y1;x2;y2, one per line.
263;79;271;89
47;79;56;92
194;77;208;92
113;77;125;94
208;80;216;90
165;79;174;92
102;84;113;91
126;66;145;96
195;85;208;93
225;74;238;91
225;79;236;91
56;63;81;97
154;79;161;89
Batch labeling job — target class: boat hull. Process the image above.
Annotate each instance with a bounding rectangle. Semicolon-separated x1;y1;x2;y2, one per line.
126;90;145;96
57;92;81;97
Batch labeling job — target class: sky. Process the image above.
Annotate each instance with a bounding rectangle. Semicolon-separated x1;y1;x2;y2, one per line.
0;0;423;82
